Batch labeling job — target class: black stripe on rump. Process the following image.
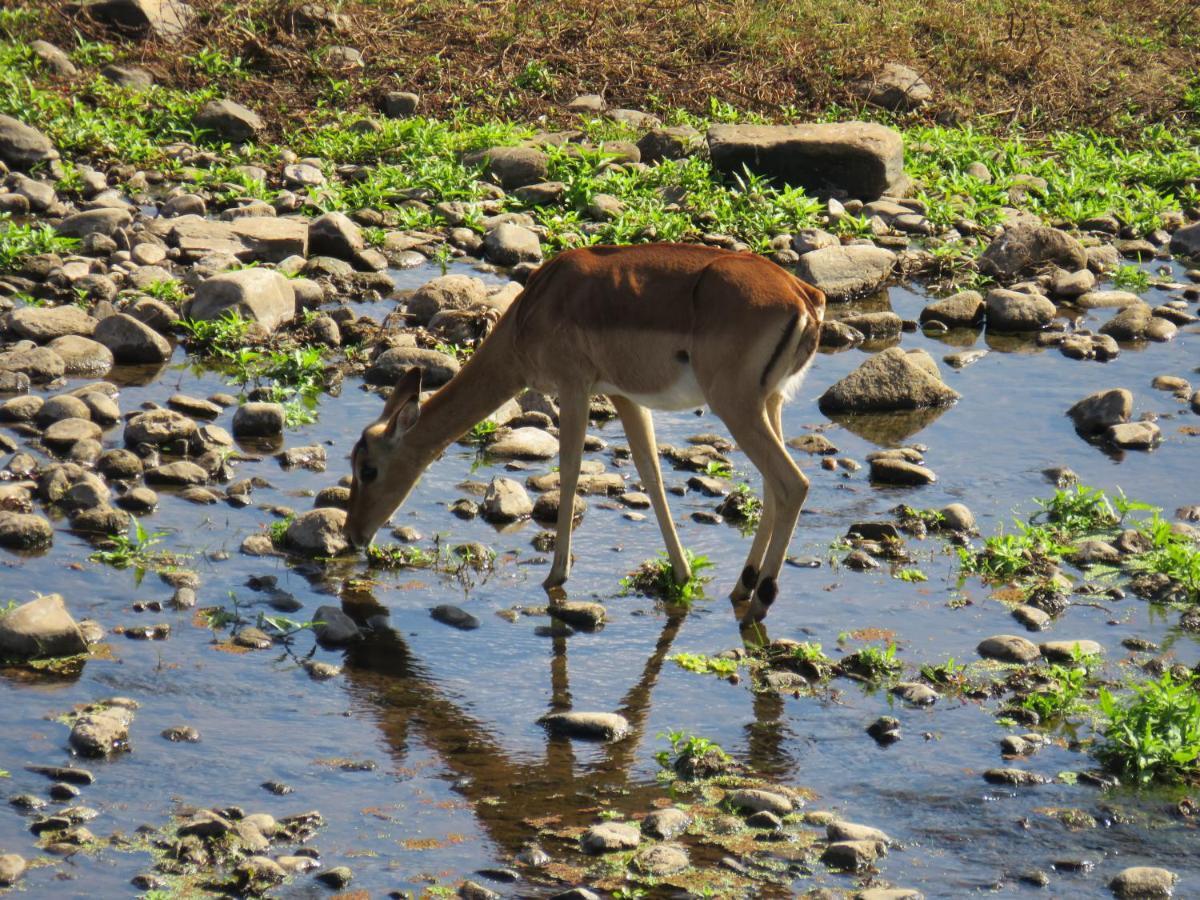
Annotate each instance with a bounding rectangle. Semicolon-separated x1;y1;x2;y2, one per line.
759;312;800;387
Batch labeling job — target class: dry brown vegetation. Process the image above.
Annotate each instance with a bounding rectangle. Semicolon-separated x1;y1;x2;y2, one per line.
44;0;1200;136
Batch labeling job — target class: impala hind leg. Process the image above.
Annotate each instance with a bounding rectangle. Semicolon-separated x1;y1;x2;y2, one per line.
544;390;590;590
611;395;691;584
729;393;785;603
714;400;808;622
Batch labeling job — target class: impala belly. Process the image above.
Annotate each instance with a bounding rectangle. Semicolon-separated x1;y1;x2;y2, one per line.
596;363;705;411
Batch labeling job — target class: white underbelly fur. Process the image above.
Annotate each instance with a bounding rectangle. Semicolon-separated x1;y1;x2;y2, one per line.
596;365;705;411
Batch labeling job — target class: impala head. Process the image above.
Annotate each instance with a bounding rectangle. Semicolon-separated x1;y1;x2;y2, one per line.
344;367;427;550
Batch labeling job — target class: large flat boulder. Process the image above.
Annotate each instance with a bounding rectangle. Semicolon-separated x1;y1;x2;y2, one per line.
229;216;309;262
707;122;905;200
186;269;296;333
4;306;97;343
795;245;896;301
818;347;959;413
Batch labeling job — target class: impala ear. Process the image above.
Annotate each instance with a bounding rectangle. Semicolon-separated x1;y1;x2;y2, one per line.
381;367;422;438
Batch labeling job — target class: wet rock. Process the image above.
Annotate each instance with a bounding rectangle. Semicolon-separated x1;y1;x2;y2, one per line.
232;402;285;438
1075;290;1141;309
828;821;892;845
580;821;640;854
1068;388;1132;435
1040;640;1102;661
1106;421;1161;450
480;477;533;523
91;313;172;364
430;604;480;630
983;768;1050;786
985;288;1056;332
47;336;113;376
404;274;489;324
977;634;1041;663
855;890;923;900
309;211;363;261
891;682;938;705
187;269;296;333
124;408;199;447
920;290;984;327
707;122;905;200
233;626;272;650
821;839;885;871
0;113;58;171
458;880;500;900
484;223;542;266
873;720;902;748
44;417;103;449
315;866;353;888
69;705;133;757
1169;223;1200;258
0;346;66;382
1051;268;1096;297
979;224;1087;281
57;207;131;239
635;844;689;876
819;347;959;412
795;244;897;301
5;306;97;343
284;508;348;556
0;594;85;658
25;765;93;784
236;855;286;889
1070;539;1121;566
488;427;558;459
641;807;690;840
940;503;975;532
311;604;360;647
1100;303;1175;342
1109;866;1178;899
367;346;460;388
725;788;793;816
1013;605;1051;631
539;711;629;741
870;458;936;485
0;854;26;887
547;601;605;630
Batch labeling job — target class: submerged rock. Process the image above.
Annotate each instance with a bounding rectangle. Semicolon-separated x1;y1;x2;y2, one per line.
69;705;133;757
1067;388;1132;435
1109;866;1178;899
539;711;629;742
580;821;640;854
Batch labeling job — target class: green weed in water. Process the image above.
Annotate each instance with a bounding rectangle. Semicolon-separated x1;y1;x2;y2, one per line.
1096;671;1200;785
621;551;714;605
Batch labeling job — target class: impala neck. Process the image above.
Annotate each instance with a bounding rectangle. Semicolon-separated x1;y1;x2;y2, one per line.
406;330;527;460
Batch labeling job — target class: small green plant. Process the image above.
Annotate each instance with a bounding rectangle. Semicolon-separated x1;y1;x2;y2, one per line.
466;418;498;446
703;459;733;478
268;514;294;548
719;482;762;536
668;652;740;677
177;311;251;355
1034;484;1119;537
959;523;1072;582
920;656;967;686
143;279;186;304
1128;514;1200;603
793;641;828;664
0;214;79;270
842;643;901;681
1111;265;1152;292
366;542;440;569
895;568;928;583
513;60;558;93
654;730;729;770
1096;671;1200;785
621;551;713;605
187;47;249;79
1020;653;1094;720
89;516;170;570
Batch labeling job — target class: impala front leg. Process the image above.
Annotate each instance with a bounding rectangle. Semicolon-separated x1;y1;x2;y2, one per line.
544;390;590;590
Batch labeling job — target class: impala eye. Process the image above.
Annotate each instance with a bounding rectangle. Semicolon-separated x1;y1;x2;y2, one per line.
360;464;378;483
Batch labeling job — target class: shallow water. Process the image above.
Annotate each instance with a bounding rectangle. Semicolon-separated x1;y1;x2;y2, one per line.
2;258;1199;898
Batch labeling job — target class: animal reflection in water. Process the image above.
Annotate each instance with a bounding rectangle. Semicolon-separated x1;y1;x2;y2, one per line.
339;592;792;867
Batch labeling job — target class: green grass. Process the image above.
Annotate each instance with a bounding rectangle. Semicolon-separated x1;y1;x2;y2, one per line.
621;550;714;605
268;514;294;548
177;311;252;355
655;730;729;771
0;215;79;269
668;652;741;677
841;642;901;681
895;568;928;583
366;542;441;569
143;279;187;305
89;517;173;571
1112;265;1154;292
1097;671;1200;785
1019;652;1097;721
959;523;1074;582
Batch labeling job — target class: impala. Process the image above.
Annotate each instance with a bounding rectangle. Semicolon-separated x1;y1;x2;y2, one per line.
344;243;825;622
